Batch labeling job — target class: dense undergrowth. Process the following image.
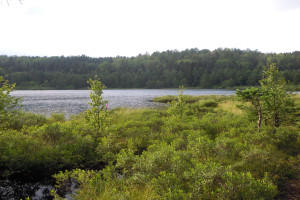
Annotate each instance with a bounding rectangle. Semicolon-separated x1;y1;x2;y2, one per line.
1;94;299;199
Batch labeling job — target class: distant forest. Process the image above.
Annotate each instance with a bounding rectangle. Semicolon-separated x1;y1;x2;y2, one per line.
0;48;299;89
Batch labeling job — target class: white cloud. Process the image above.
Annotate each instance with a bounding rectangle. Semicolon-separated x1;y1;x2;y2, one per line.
273;0;300;11
0;0;299;57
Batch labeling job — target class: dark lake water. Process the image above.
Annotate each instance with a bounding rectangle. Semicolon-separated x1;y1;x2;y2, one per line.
12;89;235;117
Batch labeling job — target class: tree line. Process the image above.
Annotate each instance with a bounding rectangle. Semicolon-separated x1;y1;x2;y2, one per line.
0;48;299;89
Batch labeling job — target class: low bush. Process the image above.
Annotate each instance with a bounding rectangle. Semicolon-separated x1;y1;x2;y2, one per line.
0;93;299;199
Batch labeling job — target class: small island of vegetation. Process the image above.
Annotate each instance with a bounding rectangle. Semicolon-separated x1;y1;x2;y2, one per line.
0;64;299;199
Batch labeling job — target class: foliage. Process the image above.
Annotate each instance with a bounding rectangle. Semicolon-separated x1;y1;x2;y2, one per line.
1;112;47;131
0;73;22;129
85;78;110;136
1;49;300;89
236;87;263;130
260;64;296;127
152;95;199;104
0;92;299;199
153;95;232;104
237;64;297;128
168;86;187;119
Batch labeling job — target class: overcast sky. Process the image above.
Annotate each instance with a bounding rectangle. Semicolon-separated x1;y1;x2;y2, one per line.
0;0;300;57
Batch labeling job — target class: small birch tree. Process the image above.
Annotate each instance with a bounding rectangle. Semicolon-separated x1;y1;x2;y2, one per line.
260;64;295;127
168;85;186;119
85;78;109;136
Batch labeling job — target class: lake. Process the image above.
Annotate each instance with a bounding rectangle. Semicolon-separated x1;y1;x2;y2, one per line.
12;89;235;117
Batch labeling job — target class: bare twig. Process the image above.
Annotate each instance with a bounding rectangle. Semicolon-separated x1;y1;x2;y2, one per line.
1;0;23;5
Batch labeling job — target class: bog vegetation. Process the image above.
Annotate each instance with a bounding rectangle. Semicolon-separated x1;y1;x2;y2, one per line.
0;65;299;199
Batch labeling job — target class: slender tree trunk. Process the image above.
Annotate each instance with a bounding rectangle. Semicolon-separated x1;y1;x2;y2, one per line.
253;100;262;132
257;106;262;132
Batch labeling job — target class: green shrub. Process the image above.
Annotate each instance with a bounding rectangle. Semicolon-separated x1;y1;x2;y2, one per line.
198;100;218;108
217;172;277;200
186;163;277;200
187;131;214;162
48;113;66;123
152;171;188;200
268;126;300;155
0;129;43;176
7;112;47;130
132;143;193;180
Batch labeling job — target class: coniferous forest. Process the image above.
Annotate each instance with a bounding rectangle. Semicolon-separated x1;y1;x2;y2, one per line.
1;48;300;89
